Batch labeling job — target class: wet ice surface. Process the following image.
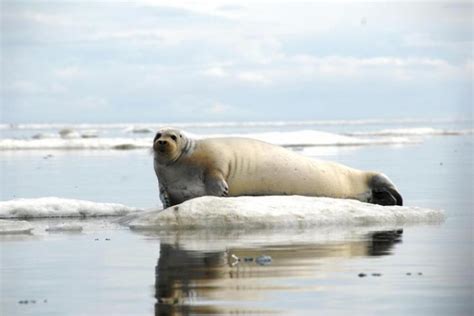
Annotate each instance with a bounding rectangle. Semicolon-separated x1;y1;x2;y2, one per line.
1;127;473;315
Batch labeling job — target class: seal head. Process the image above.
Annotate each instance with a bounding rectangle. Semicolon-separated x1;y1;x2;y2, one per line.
153;128;190;165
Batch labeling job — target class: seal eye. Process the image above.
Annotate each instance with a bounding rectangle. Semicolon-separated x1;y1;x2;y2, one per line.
153;133;162;143
170;135;177;141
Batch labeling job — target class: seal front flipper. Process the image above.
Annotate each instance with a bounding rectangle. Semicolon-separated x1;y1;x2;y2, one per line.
204;171;229;197
159;183;172;208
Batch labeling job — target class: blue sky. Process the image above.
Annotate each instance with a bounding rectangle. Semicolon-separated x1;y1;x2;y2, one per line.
1;0;472;123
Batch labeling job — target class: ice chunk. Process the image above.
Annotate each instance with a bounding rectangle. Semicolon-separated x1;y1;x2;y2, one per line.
346;127;473;137
200;130;418;147
46;223;83;232
0;197;141;219
126;196;445;230
0;219;33;234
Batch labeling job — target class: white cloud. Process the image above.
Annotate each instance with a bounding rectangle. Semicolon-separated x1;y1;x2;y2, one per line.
236;71;270;84
247;55;467;83
54;66;85;79
196;55;466;86
403;33;473;50
203;66;228;78
1;0;471;122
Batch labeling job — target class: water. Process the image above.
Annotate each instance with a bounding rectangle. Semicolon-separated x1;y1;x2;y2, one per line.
1;120;473;315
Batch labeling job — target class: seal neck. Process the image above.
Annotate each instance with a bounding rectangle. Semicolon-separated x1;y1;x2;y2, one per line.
156;137;195;166
174;137;195;162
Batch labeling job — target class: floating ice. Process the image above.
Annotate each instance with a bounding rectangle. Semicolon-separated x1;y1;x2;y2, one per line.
199;130;418;147
46;223;83;232
32;133;57;139
0;130;416;150
80;130;99;138
124;126;154;134
0;138;151;150
59;128;81;139
125;196;445;230
0;197;141;219
0;219;33;234
345;127;473;137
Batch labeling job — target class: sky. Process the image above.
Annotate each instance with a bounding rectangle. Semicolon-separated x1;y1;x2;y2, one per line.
0;0;472;123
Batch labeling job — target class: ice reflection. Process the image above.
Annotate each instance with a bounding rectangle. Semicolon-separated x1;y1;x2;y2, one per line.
152;227;403;315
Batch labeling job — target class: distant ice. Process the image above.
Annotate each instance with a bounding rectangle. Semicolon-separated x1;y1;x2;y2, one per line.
1;119;469;150
80;130;99;138
59;128;81;139
0;138;151;150
0;219;33;234
46;223;83;232
345;127;474;137
125;196;445;230
0;197;141;219
124;126;154;134
32;133;57;139
199;130;418;147
0;130;416;150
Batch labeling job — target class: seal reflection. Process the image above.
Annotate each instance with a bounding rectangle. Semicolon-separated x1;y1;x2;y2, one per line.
153;229;403;315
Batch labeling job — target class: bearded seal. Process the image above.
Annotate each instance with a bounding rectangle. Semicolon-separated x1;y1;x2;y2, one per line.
153;128;403;208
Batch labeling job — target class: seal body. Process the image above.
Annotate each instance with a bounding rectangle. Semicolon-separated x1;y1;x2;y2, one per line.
153;128;403;208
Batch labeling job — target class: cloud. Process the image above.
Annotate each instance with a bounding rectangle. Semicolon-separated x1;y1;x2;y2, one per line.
203;66;228;78
403;33;473;50
1;1;471;123
54;66;85;79
236;71;270;84
197;55;467;87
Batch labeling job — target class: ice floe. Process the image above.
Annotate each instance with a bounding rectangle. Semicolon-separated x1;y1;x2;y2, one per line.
345;127;473;137
124;196;445;230
0;138;151;150
45;223;83;232
0;219;33;234
0;197;141;219
199;130;418;147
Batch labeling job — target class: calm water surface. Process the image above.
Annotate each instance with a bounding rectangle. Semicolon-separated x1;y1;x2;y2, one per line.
1;135;472;315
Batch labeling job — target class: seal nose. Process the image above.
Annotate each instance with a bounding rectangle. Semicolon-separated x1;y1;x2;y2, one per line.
158;140;168;146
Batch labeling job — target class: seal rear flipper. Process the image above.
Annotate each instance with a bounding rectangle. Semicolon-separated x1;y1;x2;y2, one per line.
369;174;403;206
371;188;402;206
